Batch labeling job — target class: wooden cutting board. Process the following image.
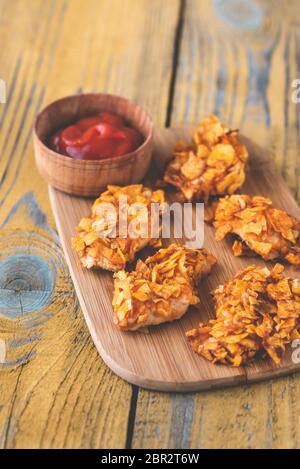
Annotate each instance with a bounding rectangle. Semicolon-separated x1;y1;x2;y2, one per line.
49;127;300;392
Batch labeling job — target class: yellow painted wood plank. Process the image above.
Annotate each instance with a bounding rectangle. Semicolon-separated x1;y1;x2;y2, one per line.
133;0;300;449
0;0;180;448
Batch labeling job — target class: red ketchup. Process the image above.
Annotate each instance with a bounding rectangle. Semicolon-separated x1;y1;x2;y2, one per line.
48;112;143;160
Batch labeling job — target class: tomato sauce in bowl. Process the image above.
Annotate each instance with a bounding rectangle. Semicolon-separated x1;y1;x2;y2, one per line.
48;111;143;160
34;93;153;196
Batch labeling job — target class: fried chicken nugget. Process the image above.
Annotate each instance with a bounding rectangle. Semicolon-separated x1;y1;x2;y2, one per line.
72;184;165;271
214;195;300;266
186;264;300;366
163;115;248;201
113;244;216;330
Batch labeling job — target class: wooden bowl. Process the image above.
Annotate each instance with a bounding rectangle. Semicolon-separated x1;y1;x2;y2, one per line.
33;93;153;196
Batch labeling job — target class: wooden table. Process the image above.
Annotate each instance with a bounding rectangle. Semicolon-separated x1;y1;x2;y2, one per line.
0;0;300;449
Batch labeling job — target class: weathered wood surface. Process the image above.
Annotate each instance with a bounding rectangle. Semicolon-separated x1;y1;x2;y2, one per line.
0;0;180;448
1;0;300;449
133;0;300;450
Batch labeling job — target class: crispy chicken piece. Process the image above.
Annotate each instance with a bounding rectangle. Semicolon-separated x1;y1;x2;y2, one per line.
187;264;300;366
214;194;300;266
163;115;248;201
113;243;216;330
72;184;165;271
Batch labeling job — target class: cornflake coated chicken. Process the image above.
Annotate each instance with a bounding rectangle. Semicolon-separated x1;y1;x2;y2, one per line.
72;184;165;272
113;244;216;331
186;264;300;366
214;194;300;266
163;115;248;202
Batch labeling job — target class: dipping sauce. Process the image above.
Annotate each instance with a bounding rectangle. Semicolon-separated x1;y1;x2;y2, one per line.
48;112;143;160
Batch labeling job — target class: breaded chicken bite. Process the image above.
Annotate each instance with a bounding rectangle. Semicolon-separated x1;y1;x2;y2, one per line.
72;184;165;271
113;243;216;330
214;195;300;265
187;264;300;366
163;116;248;201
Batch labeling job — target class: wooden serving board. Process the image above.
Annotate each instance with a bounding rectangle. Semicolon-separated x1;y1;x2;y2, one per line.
49;127;300;392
